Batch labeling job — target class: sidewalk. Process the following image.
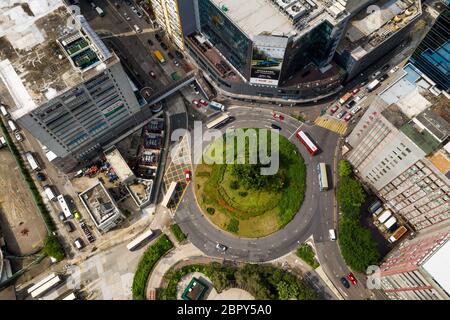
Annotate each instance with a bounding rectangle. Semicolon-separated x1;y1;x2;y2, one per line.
145;243;203;299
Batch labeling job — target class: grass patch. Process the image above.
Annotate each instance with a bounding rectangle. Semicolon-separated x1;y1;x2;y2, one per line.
296;244;320;269
170;224;186;243
195;130;306;237
132;234;173;300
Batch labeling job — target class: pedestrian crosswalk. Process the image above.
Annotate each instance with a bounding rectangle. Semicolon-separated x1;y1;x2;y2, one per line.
315;116;348;135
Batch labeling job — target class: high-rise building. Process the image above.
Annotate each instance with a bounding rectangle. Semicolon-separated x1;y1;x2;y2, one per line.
345;66;450;231
410;3;449;93
379;227;450;300
0;1;143;172
148;0;197;50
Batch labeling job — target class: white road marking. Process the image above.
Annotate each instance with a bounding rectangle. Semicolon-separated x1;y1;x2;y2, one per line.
288;123;304;140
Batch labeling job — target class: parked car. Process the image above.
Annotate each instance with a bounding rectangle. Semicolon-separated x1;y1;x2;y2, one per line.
340;277;350;289
346;100;357;109
14;132;23;142
36;172;46;182
160;42;168;50
344;113;353;122
351;105;362;115
64;221;75;233
330;105;339;114
390;66;400;74
379;74;389;82
192;99;199;106
130;6;137;13
347;272;358;285
352;88;360;95
136;11;143;19
175;50;184;59
149;71;156;78
155;33;161;41
90;2;96;9
168;52;174;59
199;99;208;106
273;113;284;120
147;39;154;46
184;169;191;181
123;12;130;21
271;124;282;130
174;59;180;67
58;212;66;222
216;243;227;252
74;238;84;250
337;110;346;119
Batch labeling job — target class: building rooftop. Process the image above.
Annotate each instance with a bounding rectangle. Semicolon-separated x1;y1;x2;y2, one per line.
400;122;440;155
414;108;450;143
104;148;135;183
210;0;349;39
338;0;421;58
79;182;121;227
0;0;116;119
422;238;450;297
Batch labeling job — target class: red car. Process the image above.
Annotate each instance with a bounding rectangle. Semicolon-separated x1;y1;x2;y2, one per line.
330;105;339;114
199;99;209;106
347;272;358;285
192;99;199;106
352;88;360;95
273;113;284;120
344;113;353;122
184;169;191;181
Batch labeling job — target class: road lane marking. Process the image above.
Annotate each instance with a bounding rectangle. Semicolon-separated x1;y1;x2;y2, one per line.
288;123;304;140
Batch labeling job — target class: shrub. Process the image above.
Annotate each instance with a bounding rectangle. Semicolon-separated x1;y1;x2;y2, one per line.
132;234;173;300
238;191;248;197
229;180;239;190
337;176;366;217
296;244;320;269
339;160;353;178
196;171;211;177
206;207;215;215
170;224;186;243
226;218;239;233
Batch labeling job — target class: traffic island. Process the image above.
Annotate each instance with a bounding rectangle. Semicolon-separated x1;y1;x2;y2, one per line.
194;129;306;238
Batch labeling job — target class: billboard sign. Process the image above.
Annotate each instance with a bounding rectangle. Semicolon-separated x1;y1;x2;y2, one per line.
250;35;288;86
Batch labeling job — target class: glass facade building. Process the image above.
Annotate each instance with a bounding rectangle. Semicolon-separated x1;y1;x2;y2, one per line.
198;0;252;78
410;4;449;92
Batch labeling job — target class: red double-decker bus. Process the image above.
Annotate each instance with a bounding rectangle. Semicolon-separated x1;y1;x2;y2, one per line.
296;131;319;156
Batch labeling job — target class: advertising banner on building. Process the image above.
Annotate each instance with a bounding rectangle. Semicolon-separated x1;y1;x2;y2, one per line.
250;35;288;86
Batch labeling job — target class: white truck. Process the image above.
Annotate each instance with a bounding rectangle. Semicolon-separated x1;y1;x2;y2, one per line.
95;6;105;17
44;185;57;201
7;120;18;132
367;79;380;92
0;136;6;148
25;152;41;171
209;100;226;112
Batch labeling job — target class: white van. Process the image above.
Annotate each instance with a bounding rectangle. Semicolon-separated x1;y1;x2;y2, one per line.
74;238;84;250
329;229;336;241
133;24;142;33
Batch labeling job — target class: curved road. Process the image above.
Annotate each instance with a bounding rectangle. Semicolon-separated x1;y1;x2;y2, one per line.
175;106;372;299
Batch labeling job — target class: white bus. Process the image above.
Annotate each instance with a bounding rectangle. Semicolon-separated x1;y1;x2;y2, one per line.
27;273;57;294
30;275;62;298
25;152;41;171
206;113;232;129
44;185;57;201
317;163;329;191
57;195;73;219
162;181;178;208
126;229;154;251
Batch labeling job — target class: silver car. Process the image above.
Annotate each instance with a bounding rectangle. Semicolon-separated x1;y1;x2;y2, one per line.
216;243;228;252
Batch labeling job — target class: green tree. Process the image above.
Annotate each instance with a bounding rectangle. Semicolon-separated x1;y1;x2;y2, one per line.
339;217;380;272
339;160;353;178
337;177;366;216
43;234;65;262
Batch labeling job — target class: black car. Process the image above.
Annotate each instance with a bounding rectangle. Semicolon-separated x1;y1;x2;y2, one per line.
168;52;174;59
340;277;350;289
379;74;389;82
155;33;161;41
175;50;184;59
271;124;282;130
147;39;154;46
160;42;168;50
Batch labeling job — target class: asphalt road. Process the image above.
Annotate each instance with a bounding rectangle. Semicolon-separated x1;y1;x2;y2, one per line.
174;106;373;299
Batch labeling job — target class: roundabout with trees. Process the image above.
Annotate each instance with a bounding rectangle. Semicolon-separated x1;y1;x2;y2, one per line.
194;129;306;238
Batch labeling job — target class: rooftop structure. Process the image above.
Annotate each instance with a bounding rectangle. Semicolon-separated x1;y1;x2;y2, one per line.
339;0;421;56
79;182;125;232
422;237;450;296
0;1;117;119
104;147;135;183
181;277;209;300
211;0;349;40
